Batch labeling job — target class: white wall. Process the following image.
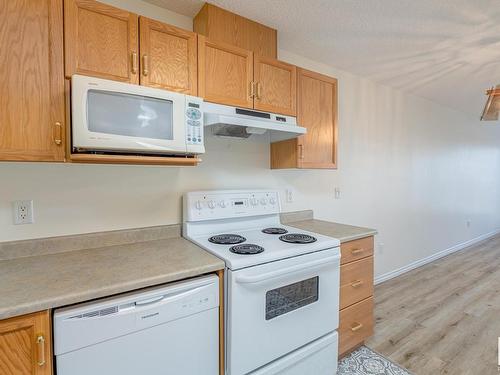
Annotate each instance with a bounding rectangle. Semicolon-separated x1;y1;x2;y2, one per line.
1;0;500;279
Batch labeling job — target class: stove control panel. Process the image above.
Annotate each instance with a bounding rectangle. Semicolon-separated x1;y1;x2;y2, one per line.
184;190;281;221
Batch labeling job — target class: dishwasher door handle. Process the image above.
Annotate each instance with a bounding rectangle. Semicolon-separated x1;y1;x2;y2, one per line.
135;295;165;306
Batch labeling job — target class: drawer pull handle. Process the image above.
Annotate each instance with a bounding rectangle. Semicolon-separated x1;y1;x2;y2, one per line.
351;322;363;332
36;335;46;366
351;248;364;255
350;280;363;288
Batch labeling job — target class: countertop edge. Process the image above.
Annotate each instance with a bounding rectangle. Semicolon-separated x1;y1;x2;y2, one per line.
0;262;224;320
335;230;378;243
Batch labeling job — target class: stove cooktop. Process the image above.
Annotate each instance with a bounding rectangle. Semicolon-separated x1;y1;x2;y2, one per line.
189;224;340;270
183;190;341;270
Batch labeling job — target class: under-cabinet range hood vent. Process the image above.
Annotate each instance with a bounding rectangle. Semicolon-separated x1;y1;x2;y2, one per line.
204;102;306;142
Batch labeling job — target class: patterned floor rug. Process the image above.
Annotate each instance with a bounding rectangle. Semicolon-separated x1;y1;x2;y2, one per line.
338;346;413;375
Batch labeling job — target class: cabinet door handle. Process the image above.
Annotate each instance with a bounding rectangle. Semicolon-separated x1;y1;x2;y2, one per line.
350;322;363;332
256;81;262;99
36;335;46;366
142;55;149;76
298;144;304;159
53;122;62;145
350;280;363;288
249;81;255;98
351;248;364;256
131;52;138;74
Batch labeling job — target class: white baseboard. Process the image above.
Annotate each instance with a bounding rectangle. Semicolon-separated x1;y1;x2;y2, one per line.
374;228;500;285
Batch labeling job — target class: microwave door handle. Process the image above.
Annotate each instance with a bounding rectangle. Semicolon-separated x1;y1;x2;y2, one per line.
235;255;340;284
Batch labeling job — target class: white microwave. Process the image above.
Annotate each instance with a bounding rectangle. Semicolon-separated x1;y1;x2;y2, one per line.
71;75;204;155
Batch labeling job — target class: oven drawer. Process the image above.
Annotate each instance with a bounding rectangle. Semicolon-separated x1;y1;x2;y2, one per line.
340;256;373;309
340;237;374;265
249;331;338;375
227;248;340;375
339;297;374;356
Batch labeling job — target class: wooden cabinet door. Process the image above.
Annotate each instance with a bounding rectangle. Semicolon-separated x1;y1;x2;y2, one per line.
198;36;254;109
139;17;197;94
64;0;139;83
0;0;65;161
297;68;338;168
254;56;296;116
0;311;52;375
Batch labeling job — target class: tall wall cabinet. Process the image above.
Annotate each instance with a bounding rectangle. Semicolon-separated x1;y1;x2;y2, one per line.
271;69;338;169
0;0;65;162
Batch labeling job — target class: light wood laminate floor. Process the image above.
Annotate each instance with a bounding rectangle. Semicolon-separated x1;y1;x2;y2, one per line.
366;234;500;375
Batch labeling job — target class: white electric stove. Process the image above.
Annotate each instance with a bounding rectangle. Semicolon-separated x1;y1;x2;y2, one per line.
183;190;341;375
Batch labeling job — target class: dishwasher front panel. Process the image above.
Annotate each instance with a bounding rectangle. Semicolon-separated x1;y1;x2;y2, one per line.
54;275;219;375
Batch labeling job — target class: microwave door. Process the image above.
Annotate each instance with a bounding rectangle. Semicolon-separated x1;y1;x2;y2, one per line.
72;82;187;154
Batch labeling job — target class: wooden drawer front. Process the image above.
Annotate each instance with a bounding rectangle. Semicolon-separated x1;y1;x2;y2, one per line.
340;257;373;310
340;237;374;265
339;297;374;356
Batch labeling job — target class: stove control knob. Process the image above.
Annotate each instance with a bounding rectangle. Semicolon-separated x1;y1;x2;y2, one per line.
269;197;276;205
250;198;258;206
260;198;267;205
219;200;227;208
207;200;216;209
195;201;203;210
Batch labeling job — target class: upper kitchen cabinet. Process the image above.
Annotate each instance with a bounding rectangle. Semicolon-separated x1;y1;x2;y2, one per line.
271;68;338;169
194;3;277;58
254;56;296;116
0;0;65;162
64;0;139;83
198;36;254;109
139;17;197;95
0;311;53;375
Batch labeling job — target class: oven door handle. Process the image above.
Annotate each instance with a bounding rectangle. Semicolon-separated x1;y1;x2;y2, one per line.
235;255;340;284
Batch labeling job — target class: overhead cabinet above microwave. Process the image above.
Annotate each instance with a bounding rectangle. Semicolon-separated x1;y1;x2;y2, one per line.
64;0;197;95
198;36;297;117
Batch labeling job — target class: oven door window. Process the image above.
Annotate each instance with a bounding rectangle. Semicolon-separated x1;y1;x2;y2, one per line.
87;90;174;140
265;276;319;320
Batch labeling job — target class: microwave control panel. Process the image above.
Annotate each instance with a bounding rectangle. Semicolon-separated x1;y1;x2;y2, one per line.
185;96;204;150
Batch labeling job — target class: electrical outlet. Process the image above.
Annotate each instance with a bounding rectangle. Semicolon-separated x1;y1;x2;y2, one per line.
13;200;34;225
285;189;294;203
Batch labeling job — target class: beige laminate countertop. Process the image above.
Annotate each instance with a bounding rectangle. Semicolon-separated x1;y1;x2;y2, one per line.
287;219;377;243
0;236;224;320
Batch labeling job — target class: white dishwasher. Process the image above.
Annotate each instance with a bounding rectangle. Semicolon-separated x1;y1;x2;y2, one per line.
54;275;219;375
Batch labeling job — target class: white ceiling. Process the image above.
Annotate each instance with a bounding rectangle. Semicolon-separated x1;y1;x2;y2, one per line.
145;0;500;118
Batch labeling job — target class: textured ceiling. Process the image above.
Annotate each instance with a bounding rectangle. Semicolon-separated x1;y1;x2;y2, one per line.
145;0;500;118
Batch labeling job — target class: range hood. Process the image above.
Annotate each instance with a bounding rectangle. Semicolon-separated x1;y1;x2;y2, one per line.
204;102;306;142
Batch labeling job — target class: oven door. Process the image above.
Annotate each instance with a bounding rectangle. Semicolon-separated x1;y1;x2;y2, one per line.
227;248;340;375
72;74;188;154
